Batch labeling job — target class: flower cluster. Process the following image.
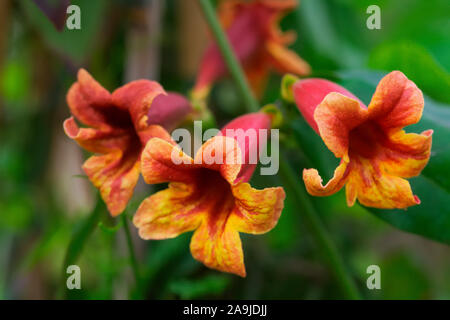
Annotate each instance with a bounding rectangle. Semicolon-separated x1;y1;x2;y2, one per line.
64;0;432;277
64;71;285;276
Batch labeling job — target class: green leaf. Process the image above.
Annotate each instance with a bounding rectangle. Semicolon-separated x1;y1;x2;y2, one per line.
368;42;450;104
380;253;430;299
336;70;450;245
21;0;106;64
294;0;364;70
63;197;105;269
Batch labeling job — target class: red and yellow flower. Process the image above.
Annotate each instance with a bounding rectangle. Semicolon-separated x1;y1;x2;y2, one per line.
193;0;311;100
289;71;432;209
64;69;192;216
133;112;285;276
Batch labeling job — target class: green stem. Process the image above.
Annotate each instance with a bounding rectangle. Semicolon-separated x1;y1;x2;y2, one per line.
198;0;259;113
121;214;141;287
63;197;104;298
198;0;360;299
279;158;361;299
63;198;104;270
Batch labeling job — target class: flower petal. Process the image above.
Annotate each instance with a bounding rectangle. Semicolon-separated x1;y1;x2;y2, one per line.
243;53;270;98
346;156;420;209
63;117;131;154
303;161;350;196
83;150;141;216
194;136;243;184
217;0;241;29
230;183;285;234
112;80;166;142
194;6;262;95
141;137;198;185
133;182;203;240
147;92;192;131
293;78;365;134
379;129;433;178
314;92;368;160
190;193;246;277
193;0;302;98
66;69;116;130
137;124;175;146
266;41;311;76
368;71;424;130
181;168;246;276
221;112;272;182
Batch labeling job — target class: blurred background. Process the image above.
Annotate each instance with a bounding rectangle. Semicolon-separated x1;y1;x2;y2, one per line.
0;0;449;299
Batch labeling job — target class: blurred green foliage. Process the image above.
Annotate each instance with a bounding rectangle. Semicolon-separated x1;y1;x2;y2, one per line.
21;0;106;64
369;42;450;103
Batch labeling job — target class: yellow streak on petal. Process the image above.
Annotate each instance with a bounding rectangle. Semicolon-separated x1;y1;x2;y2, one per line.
83;151;140;216
133;182;203;240
346;157;420;209
380;129;433;178
230;183;285;234
190;218;246;277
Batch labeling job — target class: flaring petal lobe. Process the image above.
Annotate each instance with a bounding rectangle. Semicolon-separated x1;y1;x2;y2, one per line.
137;124;175;146
368;71;424;130
314;92;368;160
266;41;311;76
66;69;113;130
63;117;130;154
190;211;246;277
230;183;285;234
112;80;166;141
140;137;197;185
194;136;243;184
133;183;203;240
379;129;433;178
83;151;141;216
303;161;350;197
346;157;420;209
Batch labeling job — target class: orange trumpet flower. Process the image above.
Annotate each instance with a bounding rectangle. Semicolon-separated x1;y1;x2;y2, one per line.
133;112;285;276
64;69;192;216
290;71;433;209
